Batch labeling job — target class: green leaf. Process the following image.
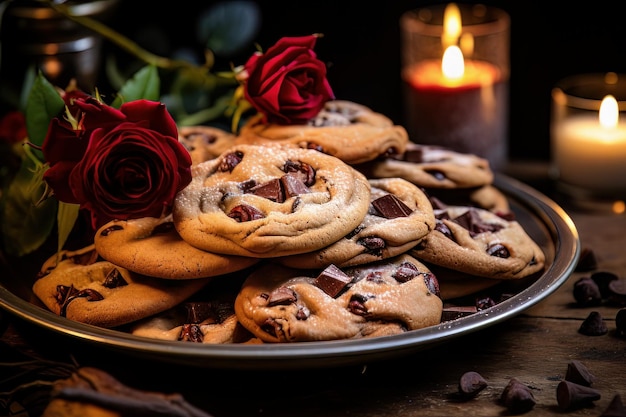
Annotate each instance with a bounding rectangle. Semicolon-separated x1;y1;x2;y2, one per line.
57;201;80;254
24;73;65;150
0;154;56;256
111;65;161;108
198;1;261;56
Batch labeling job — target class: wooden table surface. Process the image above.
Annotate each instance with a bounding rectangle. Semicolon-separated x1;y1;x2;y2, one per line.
1;162;625;417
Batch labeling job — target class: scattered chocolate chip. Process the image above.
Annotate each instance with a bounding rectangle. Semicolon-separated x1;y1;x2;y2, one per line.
266;287;297;306
578;311;608;336
228;204;265;222
441;305;478;321
608;278;626;306
565;360;596;386
371;194;413;218
458;371;488;399
600;394;626;417
500;378;536;414
575;247;598;272
314;264;352;298
573;277;602;307
616;308;626;338
591;271;619;299
179;324;203;343
102;268;128;289
556;380;601;411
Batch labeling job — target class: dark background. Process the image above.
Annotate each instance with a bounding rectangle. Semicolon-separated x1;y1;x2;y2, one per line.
4;0;626;163
109;0;626;163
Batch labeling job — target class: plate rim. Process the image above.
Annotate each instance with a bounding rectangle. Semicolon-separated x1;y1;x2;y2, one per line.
0;173;581;369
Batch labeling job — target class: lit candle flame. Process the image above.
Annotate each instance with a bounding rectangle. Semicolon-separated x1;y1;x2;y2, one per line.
442;3;461;47
599;95;619;128
442;45;464;80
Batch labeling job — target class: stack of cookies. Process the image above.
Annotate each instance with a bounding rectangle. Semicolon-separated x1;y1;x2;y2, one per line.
31;100;545;344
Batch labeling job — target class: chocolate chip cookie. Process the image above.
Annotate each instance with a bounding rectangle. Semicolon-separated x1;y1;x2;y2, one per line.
173;144;371;258
411;205;546;280
234;254;443;343
94;215;259;279
32;247;210;328
235;100;409;164
276;177;435;269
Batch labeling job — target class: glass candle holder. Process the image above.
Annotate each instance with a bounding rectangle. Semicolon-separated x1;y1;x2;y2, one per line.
400;3;510;171
551;72;626;203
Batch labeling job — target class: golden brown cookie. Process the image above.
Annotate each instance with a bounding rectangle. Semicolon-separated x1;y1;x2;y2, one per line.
411;205;546;280
94;216;259;279
357;142;494;189
178;125;238;165
173;144;371;258
234;254;443;343
276;177;435;269
32;249;210;328
235;100;409;164
426;184;511;215
130;302;260;344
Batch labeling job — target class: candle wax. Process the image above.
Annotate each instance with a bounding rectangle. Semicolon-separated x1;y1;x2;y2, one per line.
553;115;626;192
403;60;508;170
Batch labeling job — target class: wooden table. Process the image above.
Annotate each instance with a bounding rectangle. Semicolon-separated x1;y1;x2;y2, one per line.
1;162;625;417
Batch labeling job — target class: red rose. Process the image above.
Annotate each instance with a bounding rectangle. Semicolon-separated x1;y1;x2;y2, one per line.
243;34;335;125
43;99;192;230
0;111;27;145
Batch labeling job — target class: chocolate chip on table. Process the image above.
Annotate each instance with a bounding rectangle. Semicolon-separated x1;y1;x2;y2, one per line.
591;271;618;298
573;277;602;307
556;380;601;411
500;378;536;413
314;264;352;298
575;247;598;272
458;371;488;399
599;394;626;417
608;278;626;306
565;360;596;387
616;308;626;338
578;311;608;336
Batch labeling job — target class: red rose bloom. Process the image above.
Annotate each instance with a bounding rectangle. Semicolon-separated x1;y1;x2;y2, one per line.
243;34;335;125
43;99;192;230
